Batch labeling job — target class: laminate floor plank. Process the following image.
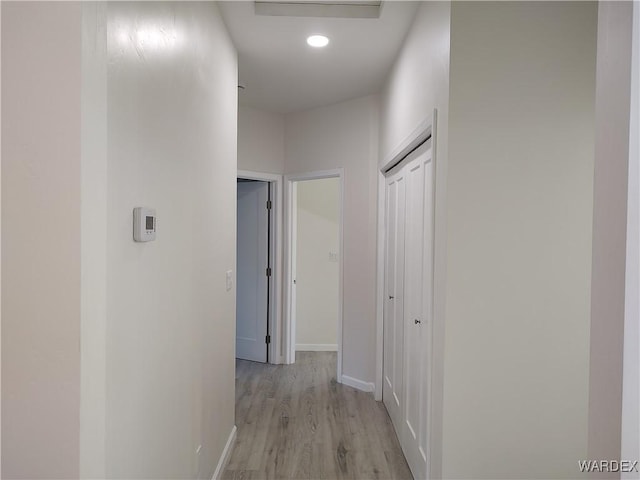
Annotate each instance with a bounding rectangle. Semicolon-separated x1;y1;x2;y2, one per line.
225;352;413;480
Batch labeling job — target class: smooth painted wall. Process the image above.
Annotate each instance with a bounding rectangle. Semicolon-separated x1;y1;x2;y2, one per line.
589;1;634;470
378;2;451;475
102;2;237;477
379;1;450;167
295;178;340;350
238;106;285;175
622;2;640;475
80;3;108;476
1;3;82;477
2;2;238;477
0;3;3;473
443;2;597;478
285;95;379;383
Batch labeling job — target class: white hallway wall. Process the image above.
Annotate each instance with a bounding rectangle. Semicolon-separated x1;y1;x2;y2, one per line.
238;106;284;175
295;178;340;350
102;2;237;477
0;3;3;473
589;0;635;469
80;2;108;475
444;2;597;478
2;3;82;477
3;2;238;478
622;1;640;475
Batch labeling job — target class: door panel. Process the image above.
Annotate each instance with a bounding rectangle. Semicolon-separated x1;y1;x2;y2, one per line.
383;177;396;411
393;179;406;412
236;181;269;363
383;171;406;430
402;156;424;475
383;181;396;391
402;144;433;480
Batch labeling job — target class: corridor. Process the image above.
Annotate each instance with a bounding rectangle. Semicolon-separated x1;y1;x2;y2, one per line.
223;353;412;480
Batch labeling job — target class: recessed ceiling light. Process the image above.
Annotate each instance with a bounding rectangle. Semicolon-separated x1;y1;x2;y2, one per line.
307;35;329;48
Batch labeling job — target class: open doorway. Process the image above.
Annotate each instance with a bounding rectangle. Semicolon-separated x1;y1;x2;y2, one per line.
285;170;344;382
236;178;270;362
236;171;283;364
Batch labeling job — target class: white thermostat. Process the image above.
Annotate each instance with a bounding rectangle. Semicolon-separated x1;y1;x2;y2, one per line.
133;207;156;242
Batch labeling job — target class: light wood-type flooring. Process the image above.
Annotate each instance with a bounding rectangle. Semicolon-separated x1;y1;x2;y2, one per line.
223;352;413;480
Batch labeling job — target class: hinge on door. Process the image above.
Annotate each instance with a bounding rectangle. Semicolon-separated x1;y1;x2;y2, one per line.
266;200;272;210
265;335;271;344
266;267;272;277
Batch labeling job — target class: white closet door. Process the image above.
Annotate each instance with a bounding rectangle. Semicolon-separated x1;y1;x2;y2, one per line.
401;143;434;480
383;170;406;430
384;140;435;480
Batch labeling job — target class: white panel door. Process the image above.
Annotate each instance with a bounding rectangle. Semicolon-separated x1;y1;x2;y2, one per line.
236;181;269;363
401;143;434;480
383;169;406;430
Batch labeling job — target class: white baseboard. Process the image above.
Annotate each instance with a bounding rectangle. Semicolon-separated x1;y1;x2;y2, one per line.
211;425;237;480
296;343;338;352
341;374;375;393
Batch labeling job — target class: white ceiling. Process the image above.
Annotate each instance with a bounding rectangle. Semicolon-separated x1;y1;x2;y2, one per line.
218;1;418;114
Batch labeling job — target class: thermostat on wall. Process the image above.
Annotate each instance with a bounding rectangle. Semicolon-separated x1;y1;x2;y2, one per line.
133;207;156;242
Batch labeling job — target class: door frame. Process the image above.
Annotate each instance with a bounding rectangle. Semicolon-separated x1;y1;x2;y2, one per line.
237;170;284;364
284;169;344;384
375;111;438;479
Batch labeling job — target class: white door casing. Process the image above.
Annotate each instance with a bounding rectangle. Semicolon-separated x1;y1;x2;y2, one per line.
236;181;269;363
290;182;298;359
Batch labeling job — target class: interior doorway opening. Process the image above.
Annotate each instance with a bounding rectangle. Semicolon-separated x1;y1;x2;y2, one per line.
293;178;341;354
285;169;344;383
236;171;283;364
